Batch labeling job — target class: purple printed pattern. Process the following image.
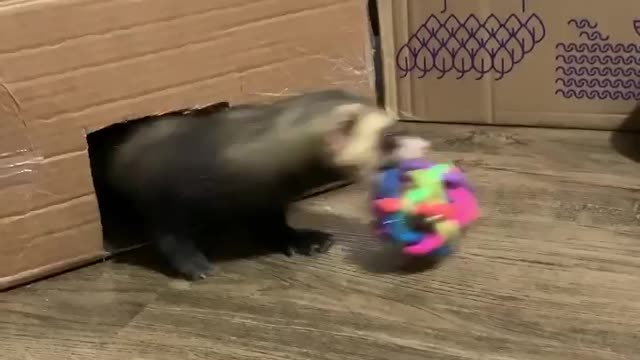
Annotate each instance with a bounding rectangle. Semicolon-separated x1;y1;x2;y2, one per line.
395;0;545;80
567;18;610;41
556;78;640;88
634;20;640;37
556;66;640;77
555;19;640;101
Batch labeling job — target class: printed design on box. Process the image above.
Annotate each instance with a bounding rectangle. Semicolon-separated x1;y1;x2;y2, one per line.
555;18;640;101
396;0;545;80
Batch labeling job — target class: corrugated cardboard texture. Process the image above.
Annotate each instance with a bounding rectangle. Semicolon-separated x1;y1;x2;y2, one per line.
0;0;374;290
379;0;640;130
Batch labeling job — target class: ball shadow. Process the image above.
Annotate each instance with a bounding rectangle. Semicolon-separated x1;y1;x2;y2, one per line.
345;225;452;275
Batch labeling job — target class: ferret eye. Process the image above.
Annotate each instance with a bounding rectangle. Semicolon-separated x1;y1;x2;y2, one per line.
379;125;408;153
380;131;399;153
339;115;358;135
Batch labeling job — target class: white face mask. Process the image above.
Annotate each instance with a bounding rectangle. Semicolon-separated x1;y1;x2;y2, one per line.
387;135;432;163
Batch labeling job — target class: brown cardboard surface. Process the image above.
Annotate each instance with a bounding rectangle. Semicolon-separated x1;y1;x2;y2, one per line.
379;0;640;130
0;0;374;290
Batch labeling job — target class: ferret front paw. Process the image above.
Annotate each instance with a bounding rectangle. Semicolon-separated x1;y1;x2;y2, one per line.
286;229;335;256
173;254;214;280
157;236;215;280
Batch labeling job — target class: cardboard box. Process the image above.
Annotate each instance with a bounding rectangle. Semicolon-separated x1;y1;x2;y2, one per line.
378;0;640;130
0;0;375;290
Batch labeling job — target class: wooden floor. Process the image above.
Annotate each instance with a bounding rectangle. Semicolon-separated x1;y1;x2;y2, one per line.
1;124;639;360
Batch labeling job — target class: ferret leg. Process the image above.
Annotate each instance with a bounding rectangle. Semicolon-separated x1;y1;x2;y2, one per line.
263;207;334;256
154;232;213;280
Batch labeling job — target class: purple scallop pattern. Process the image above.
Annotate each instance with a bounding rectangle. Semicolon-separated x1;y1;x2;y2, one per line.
395;0;545;80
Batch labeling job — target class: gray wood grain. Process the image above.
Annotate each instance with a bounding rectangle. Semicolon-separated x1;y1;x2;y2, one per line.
1;124;639;360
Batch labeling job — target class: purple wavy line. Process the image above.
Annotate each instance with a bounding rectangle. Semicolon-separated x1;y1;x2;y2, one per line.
396;12;546;79
555;66;640;77
578;30;611;41
556;54;640;66
555;19;640;101
556;42;640;54
567;18;598;29
634;20;640;37
555;77;640;89
555;88;640;100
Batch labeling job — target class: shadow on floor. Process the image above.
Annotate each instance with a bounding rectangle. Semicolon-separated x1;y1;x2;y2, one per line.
100;215;289;279
347;243;448;274
610;103;640;162
95;192;339;279
316;212;452;275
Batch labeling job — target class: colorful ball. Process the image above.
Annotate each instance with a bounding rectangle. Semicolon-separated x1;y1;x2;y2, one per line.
372;159;479;256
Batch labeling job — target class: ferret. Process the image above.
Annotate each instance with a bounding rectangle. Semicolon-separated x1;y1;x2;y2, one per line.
92;89;404;280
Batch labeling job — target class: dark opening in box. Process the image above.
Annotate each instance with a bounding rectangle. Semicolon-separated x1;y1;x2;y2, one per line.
85;102;231;255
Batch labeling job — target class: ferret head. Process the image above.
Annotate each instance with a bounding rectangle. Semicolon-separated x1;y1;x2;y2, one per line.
304;90;405;179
